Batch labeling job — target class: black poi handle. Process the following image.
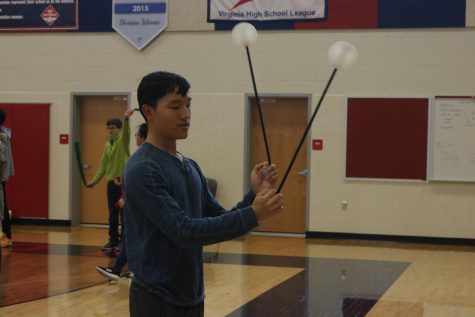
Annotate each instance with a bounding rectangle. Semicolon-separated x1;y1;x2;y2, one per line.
246;46;272;165
277;68;338;193
73;141;88;187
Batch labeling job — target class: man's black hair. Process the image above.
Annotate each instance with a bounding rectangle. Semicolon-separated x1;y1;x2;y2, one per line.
0;108;7;126
138;122;148;139
107;118;122;129
137;71;190;122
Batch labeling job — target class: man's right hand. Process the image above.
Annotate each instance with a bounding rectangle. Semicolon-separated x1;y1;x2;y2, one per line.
251;189;284;222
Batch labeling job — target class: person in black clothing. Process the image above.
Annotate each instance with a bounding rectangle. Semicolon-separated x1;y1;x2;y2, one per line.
96;123;148;280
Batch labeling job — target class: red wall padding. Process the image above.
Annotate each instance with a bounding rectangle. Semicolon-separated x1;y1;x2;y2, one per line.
346;98;428;180
0;103;50;218
295;0;378;30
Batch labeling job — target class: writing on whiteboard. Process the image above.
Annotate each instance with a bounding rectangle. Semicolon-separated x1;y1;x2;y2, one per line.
436;142;462;168
431;98;475;181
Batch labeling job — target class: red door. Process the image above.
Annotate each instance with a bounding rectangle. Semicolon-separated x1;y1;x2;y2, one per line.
0;103;50;218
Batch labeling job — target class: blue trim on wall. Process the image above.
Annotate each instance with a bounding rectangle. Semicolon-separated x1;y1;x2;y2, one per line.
78;0;113;32
75;0;468;32
378;0;466;28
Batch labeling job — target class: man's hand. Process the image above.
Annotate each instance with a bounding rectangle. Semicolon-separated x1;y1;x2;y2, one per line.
116;197;125;208
250;162;278;193
124;109;135;120
251;189;284;222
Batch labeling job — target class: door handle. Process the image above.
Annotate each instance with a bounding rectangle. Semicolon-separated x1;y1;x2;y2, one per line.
297;169;308;176
82;163;91;169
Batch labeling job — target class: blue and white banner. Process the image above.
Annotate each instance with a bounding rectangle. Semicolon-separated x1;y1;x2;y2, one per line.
112;0;167;51
0;0;78;31
208;0;325;21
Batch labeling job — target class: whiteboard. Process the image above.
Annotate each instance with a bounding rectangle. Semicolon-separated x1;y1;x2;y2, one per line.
430;98;475;181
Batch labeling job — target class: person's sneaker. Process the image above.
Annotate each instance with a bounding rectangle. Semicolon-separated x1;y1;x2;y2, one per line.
0;236;12;248
101;241;118;251
96;266;120;281
120;271;133;278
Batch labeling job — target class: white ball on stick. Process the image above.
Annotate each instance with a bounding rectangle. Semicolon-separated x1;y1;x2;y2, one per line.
231;22;258;47
328;41;358;70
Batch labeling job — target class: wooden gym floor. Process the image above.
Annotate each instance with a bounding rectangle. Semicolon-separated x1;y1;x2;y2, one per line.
1;225;475;316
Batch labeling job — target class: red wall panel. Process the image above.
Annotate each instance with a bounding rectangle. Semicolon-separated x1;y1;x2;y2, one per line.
0;103;50;218
295;0;378;30
346;98;428;180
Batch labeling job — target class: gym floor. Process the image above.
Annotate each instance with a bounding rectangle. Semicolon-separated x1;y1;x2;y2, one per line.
1;225;475;316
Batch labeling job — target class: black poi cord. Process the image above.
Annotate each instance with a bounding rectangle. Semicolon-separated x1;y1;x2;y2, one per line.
277;68;338;193
246;46;272;165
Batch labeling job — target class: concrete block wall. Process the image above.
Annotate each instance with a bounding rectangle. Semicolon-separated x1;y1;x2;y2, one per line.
0;27;474;237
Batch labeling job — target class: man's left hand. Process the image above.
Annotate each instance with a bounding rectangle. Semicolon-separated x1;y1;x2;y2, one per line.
250;162;278;193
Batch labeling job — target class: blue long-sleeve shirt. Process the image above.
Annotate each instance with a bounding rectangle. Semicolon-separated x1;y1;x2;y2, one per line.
123;143;258;306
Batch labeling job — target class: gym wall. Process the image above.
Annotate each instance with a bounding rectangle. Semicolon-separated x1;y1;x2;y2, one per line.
0;2;474;238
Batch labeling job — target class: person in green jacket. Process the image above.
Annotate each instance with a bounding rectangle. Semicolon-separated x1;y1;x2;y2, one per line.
87;109;134;250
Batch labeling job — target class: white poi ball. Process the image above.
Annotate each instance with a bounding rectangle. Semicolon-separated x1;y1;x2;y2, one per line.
328;41;358;70
231;22;258;47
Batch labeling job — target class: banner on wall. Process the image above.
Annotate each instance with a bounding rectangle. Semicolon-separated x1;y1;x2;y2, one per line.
0;0;78;31
208;0;326;21
112;0;167;51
